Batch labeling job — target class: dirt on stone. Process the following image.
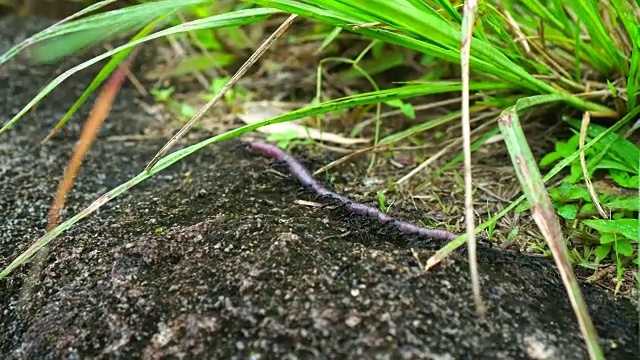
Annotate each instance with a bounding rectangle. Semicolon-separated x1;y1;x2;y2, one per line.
0;15;638;360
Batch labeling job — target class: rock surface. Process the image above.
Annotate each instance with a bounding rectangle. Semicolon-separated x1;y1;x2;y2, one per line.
0;16;637;359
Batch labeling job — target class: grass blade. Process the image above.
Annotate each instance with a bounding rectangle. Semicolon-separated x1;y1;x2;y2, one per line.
43;13;169;141
571;0;628;73
247;0;616;116
431;0;462;23
26;0;211;65
0;0;119;66
519;0;569;32
0;7;278;138
627;31;639;111
424;126;501;184
498;107;604;360
145;14;298;171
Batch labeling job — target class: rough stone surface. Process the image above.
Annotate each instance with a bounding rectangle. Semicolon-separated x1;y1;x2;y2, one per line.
0;16;637;359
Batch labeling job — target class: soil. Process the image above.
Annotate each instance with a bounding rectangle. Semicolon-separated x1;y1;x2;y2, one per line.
0;15;638;360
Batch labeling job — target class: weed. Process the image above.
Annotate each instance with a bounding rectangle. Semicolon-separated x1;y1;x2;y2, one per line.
376;190;388;213
208;76;250;107
485;203;495;240
150;86;175;102
537;119;639;279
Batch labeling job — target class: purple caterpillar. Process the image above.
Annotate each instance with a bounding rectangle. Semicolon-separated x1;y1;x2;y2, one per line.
249;141;458;241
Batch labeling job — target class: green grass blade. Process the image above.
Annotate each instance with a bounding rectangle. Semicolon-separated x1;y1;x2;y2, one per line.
381;109;461;143
26;0;211;64
0;7;279;138
430;0;462;23
610;0;638;49
426;126;501;182
574;18;583;81
45;14;170;138
334;0;555;94
503;0;616;75
247;1;516;81
519;0;568;32
377;84;515;144
571;0;628;73
247;0;615;116
482;5;529;65
627;32;639;111
548;0;575;34
0;0;119;66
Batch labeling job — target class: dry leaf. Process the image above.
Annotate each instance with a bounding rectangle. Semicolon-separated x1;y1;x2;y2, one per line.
238;101;370;145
